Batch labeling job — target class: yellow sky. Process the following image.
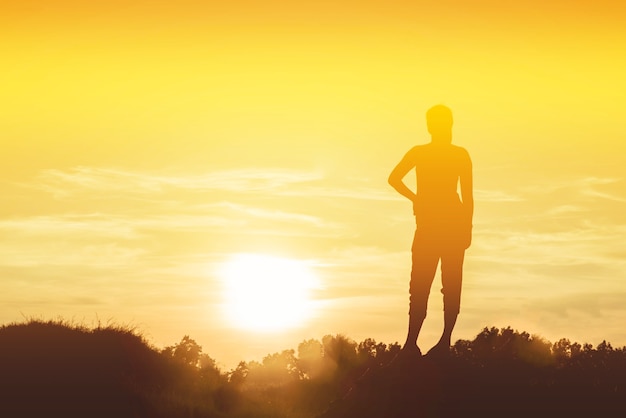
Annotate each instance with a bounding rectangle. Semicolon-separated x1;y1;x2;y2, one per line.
2;0;626;368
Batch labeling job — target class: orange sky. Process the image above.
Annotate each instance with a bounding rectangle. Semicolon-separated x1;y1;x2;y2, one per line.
2;0;626;368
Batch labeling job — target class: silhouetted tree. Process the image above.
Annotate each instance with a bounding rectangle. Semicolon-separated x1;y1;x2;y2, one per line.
297;338;324;379
162;335;203;368
256;349;300;386
322;334;358;372
228;361;249;387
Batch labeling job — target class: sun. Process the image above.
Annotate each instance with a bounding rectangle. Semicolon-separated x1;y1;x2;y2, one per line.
219;253;319;332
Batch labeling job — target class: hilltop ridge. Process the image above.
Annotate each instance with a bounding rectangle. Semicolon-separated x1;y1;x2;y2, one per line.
1;320;625;417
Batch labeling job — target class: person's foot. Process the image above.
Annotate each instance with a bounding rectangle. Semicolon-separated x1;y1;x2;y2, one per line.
400;343;423;358
402;343;422;356
387;344;422;367
425;342;450;360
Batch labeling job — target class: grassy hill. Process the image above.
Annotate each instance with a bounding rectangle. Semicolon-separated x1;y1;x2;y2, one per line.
1;320;625;417
0;320;227;417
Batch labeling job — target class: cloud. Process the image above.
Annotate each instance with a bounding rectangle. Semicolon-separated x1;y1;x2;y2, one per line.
278;185;399;201
208;201;336;227
475;189;524;202
523;176;625;200
0;213;249;237
545;205;587;215
0;215;139;238
0;240;146;268
29;166;324;198
524;290;626;326
581;188;626;203
580;177;622;186
22;166;402;204
312;246;410;301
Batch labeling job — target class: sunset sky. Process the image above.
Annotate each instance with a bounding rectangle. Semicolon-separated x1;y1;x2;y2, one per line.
2;0;626;369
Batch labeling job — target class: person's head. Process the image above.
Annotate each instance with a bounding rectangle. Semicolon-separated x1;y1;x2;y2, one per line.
426;104;453;142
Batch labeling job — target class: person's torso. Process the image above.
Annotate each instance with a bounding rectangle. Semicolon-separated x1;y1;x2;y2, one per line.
411;143;467;227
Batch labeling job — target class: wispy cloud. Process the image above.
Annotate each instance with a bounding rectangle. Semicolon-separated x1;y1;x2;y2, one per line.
0;215;140;238
523;176;624;199
22;166;400;203
580;177;622;186
0;241;146;268
575;177;626;202
28;166;324;198
474;189;524;202
546;205;587;215
0;213;250;237
208;202;335;227
278;185;399;201
581;188;626;202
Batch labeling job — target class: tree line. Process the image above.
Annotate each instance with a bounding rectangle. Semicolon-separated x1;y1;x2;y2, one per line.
1;320;625;417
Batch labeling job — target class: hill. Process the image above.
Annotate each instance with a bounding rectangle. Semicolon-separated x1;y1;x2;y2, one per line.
0;319;227;418
1;320;625;417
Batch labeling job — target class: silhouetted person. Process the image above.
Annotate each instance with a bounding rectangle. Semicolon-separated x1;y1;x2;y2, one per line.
388;105;473;357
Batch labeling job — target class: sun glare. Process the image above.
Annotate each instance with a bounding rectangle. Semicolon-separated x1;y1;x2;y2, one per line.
219;253;319;332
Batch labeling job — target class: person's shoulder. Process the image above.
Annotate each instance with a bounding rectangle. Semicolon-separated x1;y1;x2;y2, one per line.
407;144;429;155
451;144;471;158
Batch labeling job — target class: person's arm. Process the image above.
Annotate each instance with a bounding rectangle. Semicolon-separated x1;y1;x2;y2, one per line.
388;150;417;202
460;149;473;247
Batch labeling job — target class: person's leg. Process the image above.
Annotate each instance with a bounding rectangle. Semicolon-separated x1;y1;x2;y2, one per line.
428;247;465;355
404;310;426;352
405;229;439;352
